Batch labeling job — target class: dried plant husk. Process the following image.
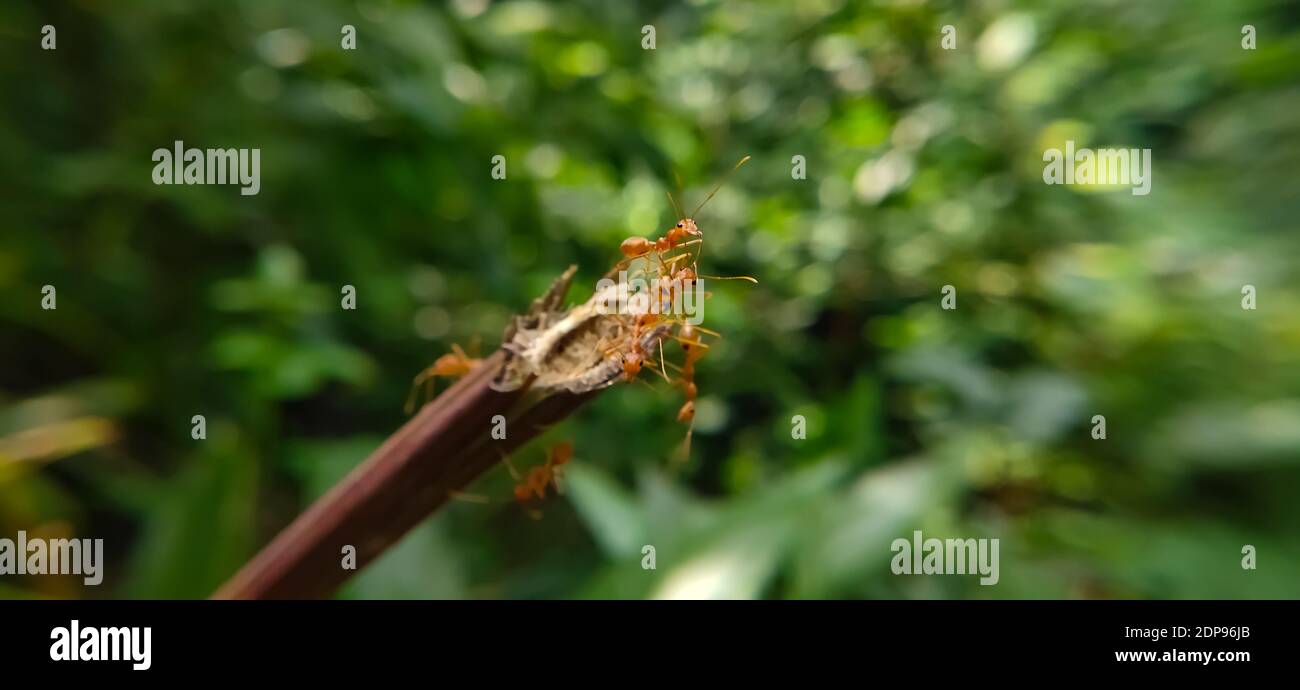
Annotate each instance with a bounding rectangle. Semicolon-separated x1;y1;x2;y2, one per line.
492;264;670;396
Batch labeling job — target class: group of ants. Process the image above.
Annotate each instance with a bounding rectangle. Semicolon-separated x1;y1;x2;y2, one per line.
409;158;754;517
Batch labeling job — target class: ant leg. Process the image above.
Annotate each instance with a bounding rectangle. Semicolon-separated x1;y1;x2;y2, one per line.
604;251;655;281
634;377;660;392
404;367;438;414
653;248;670;277
667;333;714;351
662;252;691;268
656;337;672;382
447;490;491;504
601;325;632;360
664;238;702;272
698;273;759;284
500;451;522;482
403;379;422;415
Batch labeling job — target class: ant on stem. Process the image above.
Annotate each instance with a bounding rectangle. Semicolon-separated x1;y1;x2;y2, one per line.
404;342;482;414
452;442;576;520
506;441;574;520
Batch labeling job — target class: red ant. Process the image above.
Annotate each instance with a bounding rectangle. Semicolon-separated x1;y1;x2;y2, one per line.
510;441;574;511
618;312;671;381
619;217;701;259
618;156;751;263
666;320;728;460
405;342;482;413
451;442;575;518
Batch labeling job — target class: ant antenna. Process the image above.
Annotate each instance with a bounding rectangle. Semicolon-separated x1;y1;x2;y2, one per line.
699;273;759;284
670;167;691;219
666;190;684;225
690;155;750;218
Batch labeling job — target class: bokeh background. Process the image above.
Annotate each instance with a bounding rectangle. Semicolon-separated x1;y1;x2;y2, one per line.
2;0;1298;599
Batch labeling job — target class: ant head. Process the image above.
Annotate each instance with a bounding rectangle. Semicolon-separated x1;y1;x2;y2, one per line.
675;218;700;236
623;351;643;377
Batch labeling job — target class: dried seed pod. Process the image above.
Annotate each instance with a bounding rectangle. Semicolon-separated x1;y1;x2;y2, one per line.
492;268;671;396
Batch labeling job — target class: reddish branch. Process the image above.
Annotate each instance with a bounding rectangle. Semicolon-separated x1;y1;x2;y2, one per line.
213;350;595;599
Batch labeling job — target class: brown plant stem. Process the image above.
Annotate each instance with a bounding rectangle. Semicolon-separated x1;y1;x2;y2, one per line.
212;350;596;600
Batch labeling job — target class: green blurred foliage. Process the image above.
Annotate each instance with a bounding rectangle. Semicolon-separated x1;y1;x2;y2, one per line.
1;0;1298;599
